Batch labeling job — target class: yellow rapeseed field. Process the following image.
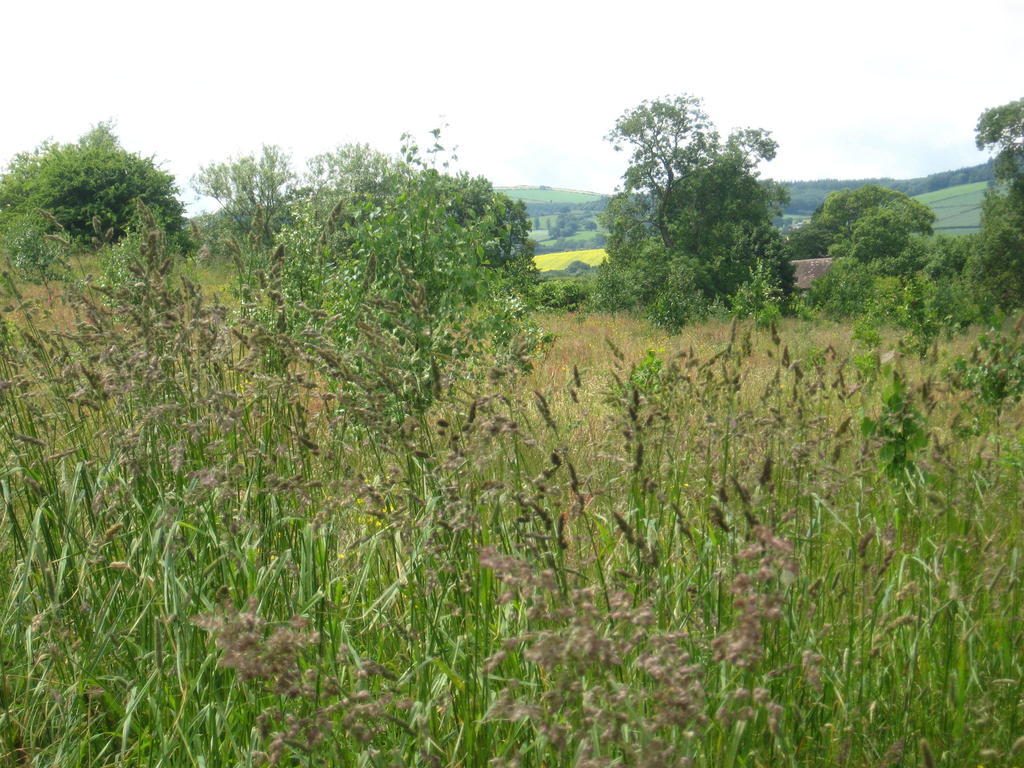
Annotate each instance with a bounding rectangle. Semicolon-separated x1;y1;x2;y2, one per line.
533;248;607;271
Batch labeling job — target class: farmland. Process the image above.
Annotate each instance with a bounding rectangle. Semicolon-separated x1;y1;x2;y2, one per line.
533;247;607;272
914;180;990;234
497;186;605;205
498;186;609;255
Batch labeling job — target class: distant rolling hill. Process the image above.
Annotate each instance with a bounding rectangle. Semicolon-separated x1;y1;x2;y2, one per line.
778;161;994;235
505;165;994;269
498;186;605;204
912;181;989;234
497;186;610;256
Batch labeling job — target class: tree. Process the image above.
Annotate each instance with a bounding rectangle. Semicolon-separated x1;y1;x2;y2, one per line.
976;97;1024;195
262;138;540;422
596;94;791;326
302;143;409;210
788;185;934;276
966;98;1024;310
0;122;185;246
192;145;296;249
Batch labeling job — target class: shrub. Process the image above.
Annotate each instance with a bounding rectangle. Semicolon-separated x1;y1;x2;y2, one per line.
949;323;1024;408
0;123;186;248
0;211;66;283
535;279;592;311
732;258;784;328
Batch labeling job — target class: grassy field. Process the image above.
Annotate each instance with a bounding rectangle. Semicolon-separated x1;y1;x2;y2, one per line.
497;186;605;204
2;252;1024;766
913;180;990;233
534;248;607;271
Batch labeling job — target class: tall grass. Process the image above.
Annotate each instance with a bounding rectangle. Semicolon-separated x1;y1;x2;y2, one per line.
1;239;1023;766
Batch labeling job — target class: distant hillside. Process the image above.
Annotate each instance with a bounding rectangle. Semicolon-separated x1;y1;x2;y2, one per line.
913;181;988;234
498;186;605;204
504;163;994;257
498;186;610;255
780;180;990;235
780;161;994;217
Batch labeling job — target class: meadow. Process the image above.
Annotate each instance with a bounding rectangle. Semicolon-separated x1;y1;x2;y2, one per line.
1;246;1023;767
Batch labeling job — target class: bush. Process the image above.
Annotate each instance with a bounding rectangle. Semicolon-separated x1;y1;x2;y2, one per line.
0;123;186;249
0;211;66;283
806;257;879;318
535;279;592;311
731;258;784;328
949;323;1024;408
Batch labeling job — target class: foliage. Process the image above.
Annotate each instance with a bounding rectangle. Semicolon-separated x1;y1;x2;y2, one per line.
808;249;987;344
731;258;784;328
969;98;1024;311
949;323;1024;408
192;144;297;250
597;94;790;327
253;136;539;421
303;143;409;208
923;234;976;279
968;192;1024;310
627;346;665;393
0;122;186;247
861;368;928;479
593;239;712;328
976;97;1024;196
0;210;67;283
534;277;592;311
789;184;934;268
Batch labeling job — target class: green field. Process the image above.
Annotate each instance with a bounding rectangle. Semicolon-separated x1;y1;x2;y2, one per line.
497;186;605;204
912;180;990;233
533;247;607;271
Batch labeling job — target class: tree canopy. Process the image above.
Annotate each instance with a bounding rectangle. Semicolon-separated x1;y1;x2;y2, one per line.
970;97;1024;309
790;184;935;267
976;97;1024;195
0;123;185;245
595;94;791;327
192;145;297;250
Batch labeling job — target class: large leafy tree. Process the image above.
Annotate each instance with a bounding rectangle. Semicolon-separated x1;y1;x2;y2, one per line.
596;94;791;325
969;97;1024;309
302;143;410;211
0;123;185;244
791;184;934;271
192;145;296;249
976;97;1024;196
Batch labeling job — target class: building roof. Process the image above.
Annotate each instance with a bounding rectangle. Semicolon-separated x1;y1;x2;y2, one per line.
791;258;834;290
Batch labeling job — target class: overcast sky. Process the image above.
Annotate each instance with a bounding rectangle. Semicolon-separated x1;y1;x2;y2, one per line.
2;0;1021;211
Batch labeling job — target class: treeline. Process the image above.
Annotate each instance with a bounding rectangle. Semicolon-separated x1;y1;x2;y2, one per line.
781;160;995;215
0;129;545;419
536;93;1024;352
522;196;608;219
